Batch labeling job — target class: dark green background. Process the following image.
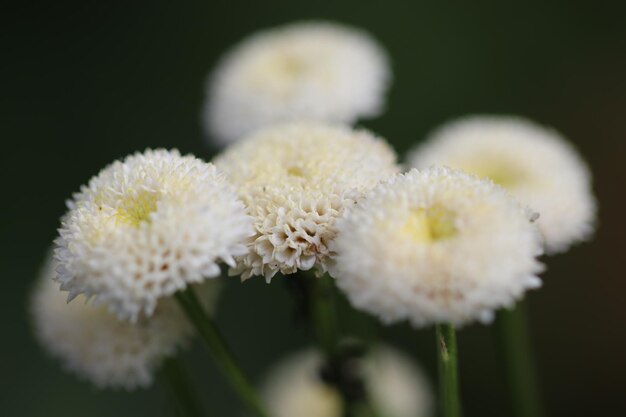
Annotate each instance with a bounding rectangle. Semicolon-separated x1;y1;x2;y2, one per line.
2;1;625;416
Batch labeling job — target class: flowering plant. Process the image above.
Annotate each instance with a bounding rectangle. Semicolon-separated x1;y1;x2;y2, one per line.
31;20;596;417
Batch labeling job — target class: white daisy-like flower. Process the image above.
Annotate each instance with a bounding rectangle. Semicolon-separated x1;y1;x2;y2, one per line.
214;122;399;281
203;21;390;145
54;149;252;321
331;167;544;327
261;346;433;417
30;256;220;390
407;116;596;254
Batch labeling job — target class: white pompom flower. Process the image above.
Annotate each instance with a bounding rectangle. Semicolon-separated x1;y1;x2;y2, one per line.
30;257;220;390
331;168;544;327
203;21;390;145
261;346;433;417
214;122;399;281
54;149;252;321
408;116;596;254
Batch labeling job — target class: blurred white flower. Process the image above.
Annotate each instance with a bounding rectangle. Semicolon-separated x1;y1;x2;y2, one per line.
203;21;390;145
408;116;596;254
30;256;220;390
331;167;544;327
54;149;252;321
261;346;433;417
214;122;399;281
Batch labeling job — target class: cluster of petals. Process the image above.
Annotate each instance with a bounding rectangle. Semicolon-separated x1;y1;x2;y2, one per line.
215;122;399;281
54;149;252;320
331;167;545;327
31;13;601;403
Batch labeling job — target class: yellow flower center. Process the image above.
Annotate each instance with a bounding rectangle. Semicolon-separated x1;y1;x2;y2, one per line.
248;52;310;97
274;53;306;78
467;162;523;188
114;190;160;227
401;205;457;243
287;165;306;178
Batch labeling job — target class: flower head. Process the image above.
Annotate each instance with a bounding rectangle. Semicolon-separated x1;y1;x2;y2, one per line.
215;122;399;281
408;116;596;253
30;256;220;390
261;346;432;417
331;168;544;327
54;149;252;320
204;21;390;145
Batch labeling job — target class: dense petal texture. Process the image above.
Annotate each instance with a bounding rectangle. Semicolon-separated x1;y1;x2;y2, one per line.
215;123;399;280
331;168;544;327
54;149;252;320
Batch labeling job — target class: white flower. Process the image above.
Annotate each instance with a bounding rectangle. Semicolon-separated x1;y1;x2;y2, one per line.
214;122;399;281
331;168;544;327
54;149;252;321
408;116;596;254
261;346;433;417
203;21;390;145
30;256;220;390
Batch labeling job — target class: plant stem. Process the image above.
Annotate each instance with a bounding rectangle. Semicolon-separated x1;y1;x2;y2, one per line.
175;287;270;417
436;324;461;417
162;357;208;417
495;301;544;417
311;273;339;357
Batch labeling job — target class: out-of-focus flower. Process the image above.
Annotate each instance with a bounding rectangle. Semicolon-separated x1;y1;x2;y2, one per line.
54;149;252;321
261;346;433;417
203;21;390;145
214;122;399;281
30;256;220;390
408;116;596;254
331;167;544;327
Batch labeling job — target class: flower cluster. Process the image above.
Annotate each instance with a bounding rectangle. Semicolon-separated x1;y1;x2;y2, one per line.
31;19;597;417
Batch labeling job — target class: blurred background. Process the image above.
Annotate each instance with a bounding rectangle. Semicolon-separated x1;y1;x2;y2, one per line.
2;1;625;416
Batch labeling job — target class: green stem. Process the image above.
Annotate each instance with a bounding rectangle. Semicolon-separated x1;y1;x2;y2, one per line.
436;324;461;417
495;301;544;417
162;357;208;417
311;273;339;357
175;287;270;417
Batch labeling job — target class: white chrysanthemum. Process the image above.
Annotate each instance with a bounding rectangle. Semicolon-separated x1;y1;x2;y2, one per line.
203;21;390;145
30;257;220;390
54;149;252;321
261;347;433;417
331;168;544;327
215;123;399;281
407;116;596;254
